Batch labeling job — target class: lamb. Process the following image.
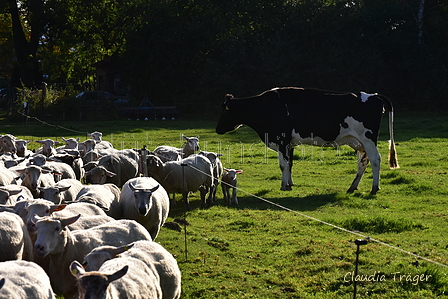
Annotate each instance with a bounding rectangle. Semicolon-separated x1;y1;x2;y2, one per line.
0;260;56;298
84;151;139;188
38;179;84;204
198;151;223;204
119;177;169;240
16;165;56;198
221;168;243;205
22;199;108;235
83;240;181;299
0;212;34;262
70;256;162;299
153;134;200;162
0;185;33;205
147;154;213;210
75;184;122;219
33;214;152;298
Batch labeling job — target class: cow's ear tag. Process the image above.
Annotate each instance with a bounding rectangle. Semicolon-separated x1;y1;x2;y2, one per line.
225;106;230;110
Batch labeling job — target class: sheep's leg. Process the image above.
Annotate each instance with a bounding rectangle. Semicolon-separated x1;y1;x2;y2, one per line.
170;193;177;207
207;184;216;205
231;186;238;205
199;186;209;208
182;191;191;211
222;184;229;205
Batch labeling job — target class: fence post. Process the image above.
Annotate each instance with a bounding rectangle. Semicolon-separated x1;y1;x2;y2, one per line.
353;239;368;299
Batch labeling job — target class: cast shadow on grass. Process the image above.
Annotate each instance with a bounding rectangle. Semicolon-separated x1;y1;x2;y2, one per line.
167;192;342;217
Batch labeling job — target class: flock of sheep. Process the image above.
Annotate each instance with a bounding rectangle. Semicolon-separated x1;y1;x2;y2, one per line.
0;132;243;298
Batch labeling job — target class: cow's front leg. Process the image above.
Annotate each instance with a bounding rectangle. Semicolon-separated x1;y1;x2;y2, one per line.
278;151;293;191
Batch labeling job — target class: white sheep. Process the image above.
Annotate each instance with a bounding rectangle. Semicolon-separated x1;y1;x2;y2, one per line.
0;212;34;262
153;134;199;162
0;165;19;186
119;177;169;240
16;165;56;198
49;152;85;181
55;137;80;153
35;139;61;157
0;134;17;155
22;199;108;235
84;151;139;188
83;240;181;299
87;131;114;150
75;184;122;219
70;256;162;299
198;151;223;204
33;214;152;298
14;139;32;158
147;154;213;210
0;185;33;205
0;260;56;298
221;168;243;205
38;179;84;204
28;154;77;182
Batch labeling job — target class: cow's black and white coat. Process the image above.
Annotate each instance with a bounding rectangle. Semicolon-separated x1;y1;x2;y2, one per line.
216;87;399;194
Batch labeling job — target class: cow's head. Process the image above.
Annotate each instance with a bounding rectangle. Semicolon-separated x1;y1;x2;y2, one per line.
216;94;243;134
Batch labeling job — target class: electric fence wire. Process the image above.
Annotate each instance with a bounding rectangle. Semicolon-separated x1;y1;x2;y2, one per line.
187;163;448;269
15;111;448;269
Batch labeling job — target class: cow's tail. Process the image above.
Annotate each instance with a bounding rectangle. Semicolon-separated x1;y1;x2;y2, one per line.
379;94;399;169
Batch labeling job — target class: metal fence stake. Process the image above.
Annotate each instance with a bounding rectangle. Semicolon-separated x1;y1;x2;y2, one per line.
353;239;368;299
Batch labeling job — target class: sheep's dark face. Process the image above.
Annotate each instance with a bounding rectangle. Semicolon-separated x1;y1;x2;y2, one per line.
130;184;159;216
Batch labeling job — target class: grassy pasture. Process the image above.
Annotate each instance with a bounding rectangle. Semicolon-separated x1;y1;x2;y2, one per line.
2;112;448;298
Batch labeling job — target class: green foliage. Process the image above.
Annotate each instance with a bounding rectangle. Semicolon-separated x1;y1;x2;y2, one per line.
2;0;448;112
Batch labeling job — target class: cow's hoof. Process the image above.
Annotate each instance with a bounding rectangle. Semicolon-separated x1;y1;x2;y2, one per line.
346;188;357;193
280;185;292;191
370;187;379;195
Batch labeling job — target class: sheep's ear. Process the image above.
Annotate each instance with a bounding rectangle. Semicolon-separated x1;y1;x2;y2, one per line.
150;184;159;193
0;278;5;289
105;170;117;177
51;204;67;213
224;168;230;172
31;213;43;224
61;214;81;228
111;243;135;257
107;266;129;283
236;170;243;174
70;260;86;278
57;186;71;192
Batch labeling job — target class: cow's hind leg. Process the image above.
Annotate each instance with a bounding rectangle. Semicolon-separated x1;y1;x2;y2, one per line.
347;150;369;193
364;143;381;194
278;148;294;191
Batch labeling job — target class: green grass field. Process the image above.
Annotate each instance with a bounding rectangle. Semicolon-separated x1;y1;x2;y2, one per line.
2;112;448;298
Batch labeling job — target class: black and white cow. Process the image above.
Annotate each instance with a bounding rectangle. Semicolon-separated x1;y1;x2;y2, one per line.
215;87;399;194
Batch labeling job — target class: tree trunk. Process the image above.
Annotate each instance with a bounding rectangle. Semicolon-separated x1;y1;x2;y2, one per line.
8;0;43;88
417;0;425;44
